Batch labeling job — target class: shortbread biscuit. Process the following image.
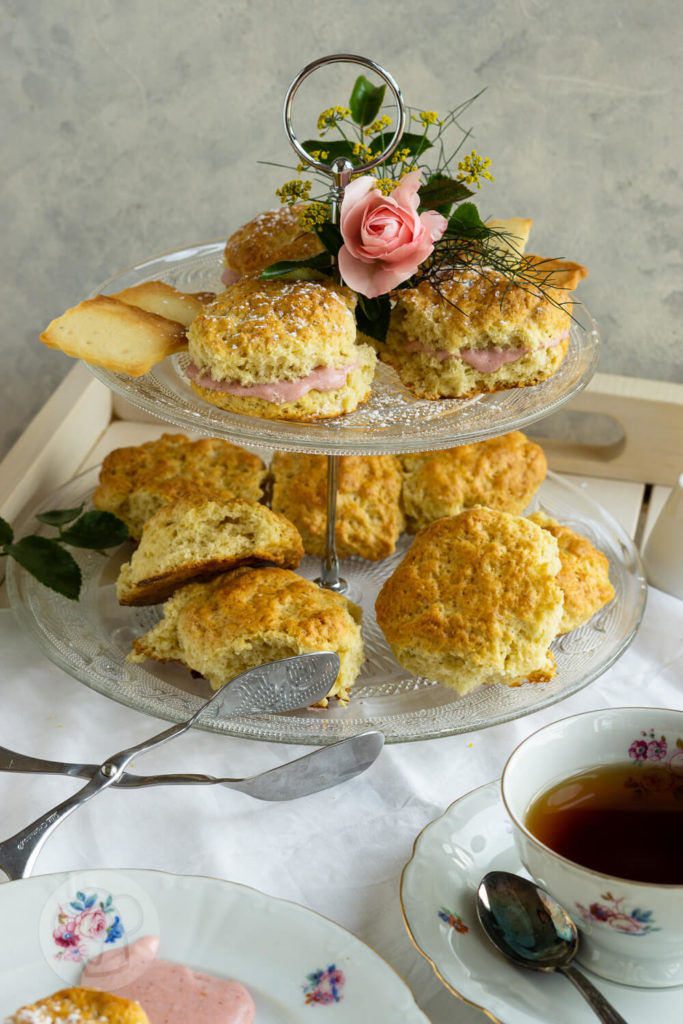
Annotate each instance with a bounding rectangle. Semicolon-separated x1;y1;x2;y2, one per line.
112;280;216;327
223;205;324;283
5;986;149;1023
93;433;267;540
380;258;587;400
186;277;375;420
375;507;563;694
400;432;546;534
116;497;304;605
528;511;615;633
40;295;187;377
270;452;404;560
485;217;533;255
129;567;363;705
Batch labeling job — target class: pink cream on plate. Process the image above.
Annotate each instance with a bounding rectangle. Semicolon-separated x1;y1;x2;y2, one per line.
81;935;255;1024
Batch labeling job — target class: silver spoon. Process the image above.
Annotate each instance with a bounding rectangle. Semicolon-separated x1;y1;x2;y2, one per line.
476;871;629;1024
0;733;384;794
0;652;345;881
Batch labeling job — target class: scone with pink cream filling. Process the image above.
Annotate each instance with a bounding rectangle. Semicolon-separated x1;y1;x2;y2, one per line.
186;277;376;420
222;205;324;286
380;258;587;400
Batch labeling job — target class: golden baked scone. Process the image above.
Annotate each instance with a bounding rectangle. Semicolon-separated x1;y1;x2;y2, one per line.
93;433;267;540
528;511;615;634
40;295;187;377
129;566;364;705
112;280;216;327
5;986;149;1023
116;497;304;605
399;432;547;534
186;278;376;420
222;205;325;283
375;507;563;694
380;260;586;400
270;452;405;561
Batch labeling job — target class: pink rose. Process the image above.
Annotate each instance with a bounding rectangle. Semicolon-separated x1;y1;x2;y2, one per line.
338;171;447;298
77;907;107;940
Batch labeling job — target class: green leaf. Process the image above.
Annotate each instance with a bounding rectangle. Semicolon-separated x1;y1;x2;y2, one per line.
301;139;355;164
315;221;343;256
36;505;85;528
356;294;391;344
7;536;82;599
349;75;386;126
59;511;129;550
368;131;433;161
446;202;490;240
0;516;13;546
419;175;473;211
259;252;335;280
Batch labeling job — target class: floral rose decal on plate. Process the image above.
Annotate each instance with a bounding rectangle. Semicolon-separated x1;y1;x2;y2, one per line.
303;964;345;1005
52;889;124;962
338;171;447;298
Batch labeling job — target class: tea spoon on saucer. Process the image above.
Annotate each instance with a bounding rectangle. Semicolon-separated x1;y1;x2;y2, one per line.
477;871;629;1024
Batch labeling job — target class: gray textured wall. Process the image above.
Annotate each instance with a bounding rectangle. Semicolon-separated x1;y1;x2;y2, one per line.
2;0;681;459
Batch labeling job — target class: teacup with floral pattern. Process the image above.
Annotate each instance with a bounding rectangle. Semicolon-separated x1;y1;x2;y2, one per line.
502;707;683;988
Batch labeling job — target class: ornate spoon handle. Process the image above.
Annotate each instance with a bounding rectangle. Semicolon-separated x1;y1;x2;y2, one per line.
560;964;630;1024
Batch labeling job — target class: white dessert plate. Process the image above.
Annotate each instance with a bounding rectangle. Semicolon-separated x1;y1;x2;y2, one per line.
86;241;600;456
6;468;646;745
400;781;681;1023
0;867;428;1022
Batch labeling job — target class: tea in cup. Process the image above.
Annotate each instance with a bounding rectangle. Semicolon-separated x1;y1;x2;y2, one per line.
501;707;683;987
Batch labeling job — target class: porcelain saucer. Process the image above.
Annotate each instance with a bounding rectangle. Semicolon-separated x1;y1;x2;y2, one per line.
401;781;681;1023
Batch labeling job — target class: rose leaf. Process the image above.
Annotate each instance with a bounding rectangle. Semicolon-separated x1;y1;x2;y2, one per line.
356;295;391;344
36;505;85;527
0;516;13;546
349;75;386;126
59;510;130;549
6;536;82;600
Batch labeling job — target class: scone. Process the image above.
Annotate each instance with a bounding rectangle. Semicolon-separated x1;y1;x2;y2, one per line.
129;566;363;704
222;205;325;285
528;511;615;634
399;432;547;534
185;277;376;420
375;507;564;694
270;452;405;560
93;433;267;540
5;986;149;1023
380;258;587;399
116;497;304;605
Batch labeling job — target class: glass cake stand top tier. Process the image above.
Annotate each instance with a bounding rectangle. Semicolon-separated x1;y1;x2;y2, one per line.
89;241;600;456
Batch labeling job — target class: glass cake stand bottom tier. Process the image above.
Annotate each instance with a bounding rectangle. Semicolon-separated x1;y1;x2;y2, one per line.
7;467;646;745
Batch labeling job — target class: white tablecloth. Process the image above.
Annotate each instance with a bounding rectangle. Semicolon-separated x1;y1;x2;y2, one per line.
0;589;681;1023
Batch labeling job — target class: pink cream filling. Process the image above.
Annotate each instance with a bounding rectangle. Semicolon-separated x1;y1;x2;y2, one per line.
221;266;241;286
186;359;359;404
403;331;569;373
81;935;255;1024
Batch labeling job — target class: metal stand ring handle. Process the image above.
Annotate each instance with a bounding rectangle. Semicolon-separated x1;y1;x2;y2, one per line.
283;53;406;175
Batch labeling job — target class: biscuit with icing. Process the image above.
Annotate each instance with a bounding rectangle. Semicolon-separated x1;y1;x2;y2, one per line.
380;259;586;400
186;277;375;420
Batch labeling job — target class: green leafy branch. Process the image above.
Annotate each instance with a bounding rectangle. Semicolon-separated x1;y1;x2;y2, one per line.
0;505;129;600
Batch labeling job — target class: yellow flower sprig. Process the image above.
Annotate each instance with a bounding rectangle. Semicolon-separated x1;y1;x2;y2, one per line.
457;150;495;189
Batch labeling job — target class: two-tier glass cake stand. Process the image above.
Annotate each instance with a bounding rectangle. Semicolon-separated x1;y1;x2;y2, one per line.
7;55;647;743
